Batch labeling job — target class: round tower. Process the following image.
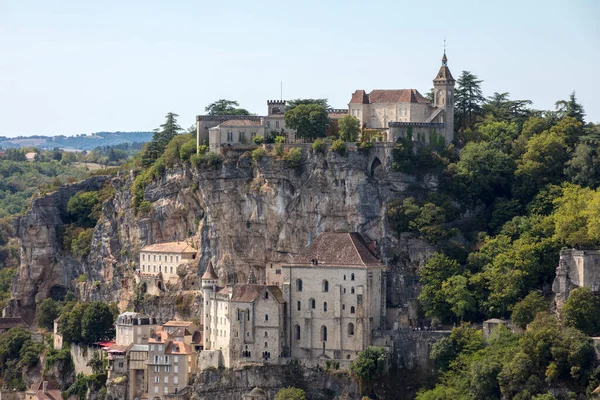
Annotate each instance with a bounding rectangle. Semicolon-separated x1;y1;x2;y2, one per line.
201;261;218;349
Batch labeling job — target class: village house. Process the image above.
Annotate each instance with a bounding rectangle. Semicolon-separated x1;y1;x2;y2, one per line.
25;381;62;400
146;324;200;399
138;241;197;290
116;311;158;346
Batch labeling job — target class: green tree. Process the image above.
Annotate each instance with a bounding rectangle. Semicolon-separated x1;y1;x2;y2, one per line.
81;302;115;344
350;347;387;396
555;91;585;124
338;115;360;142
36;298;61;330
565;142;600;188
511;292;548;329
67;191;100;227
562;287;600;336
441;275;476;321
455;71;485;130
141;113;183;167
418;253;461;320
430;336;457;371
284;104;329;141
483;92;532;123
205;99;250;115
286;98;330;111
274;387;306;400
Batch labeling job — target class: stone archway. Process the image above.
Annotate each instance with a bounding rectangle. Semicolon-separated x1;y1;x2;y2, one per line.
369;157;383;177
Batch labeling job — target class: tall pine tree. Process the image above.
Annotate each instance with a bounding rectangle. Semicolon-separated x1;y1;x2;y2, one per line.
142;112;182;167
455;71;486;131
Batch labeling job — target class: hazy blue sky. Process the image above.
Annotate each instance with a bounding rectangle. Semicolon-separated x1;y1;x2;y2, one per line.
1;0;598;137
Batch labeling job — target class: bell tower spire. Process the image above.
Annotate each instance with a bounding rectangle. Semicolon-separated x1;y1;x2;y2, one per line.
432;46;455;143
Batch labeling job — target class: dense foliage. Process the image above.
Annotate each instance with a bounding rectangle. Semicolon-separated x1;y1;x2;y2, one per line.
59;301;118;345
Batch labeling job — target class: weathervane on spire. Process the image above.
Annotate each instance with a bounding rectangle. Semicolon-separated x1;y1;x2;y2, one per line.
442;39;448;66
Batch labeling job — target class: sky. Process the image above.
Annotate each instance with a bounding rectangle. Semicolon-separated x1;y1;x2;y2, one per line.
1;0;598;137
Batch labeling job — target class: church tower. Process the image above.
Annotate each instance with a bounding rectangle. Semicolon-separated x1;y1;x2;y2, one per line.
433;51;456;142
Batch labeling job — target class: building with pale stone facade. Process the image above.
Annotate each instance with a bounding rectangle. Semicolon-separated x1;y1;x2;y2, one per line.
200;232;386;369
349;52;455;145
139;242;197;286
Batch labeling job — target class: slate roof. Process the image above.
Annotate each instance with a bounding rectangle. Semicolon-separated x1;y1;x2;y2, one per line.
433;65;455;83
288;232;384;268
141;242;196;254
202;262;218;280
230;284;285;304
349;89;429;105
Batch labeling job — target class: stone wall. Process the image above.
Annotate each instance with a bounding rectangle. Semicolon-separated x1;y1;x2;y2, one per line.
553;249;600;311
71;343;98;375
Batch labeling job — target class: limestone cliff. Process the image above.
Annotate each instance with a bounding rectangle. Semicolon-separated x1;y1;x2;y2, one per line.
7;146;435;324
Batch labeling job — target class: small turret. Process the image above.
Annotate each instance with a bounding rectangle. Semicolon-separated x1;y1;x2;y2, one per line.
201;262;218;290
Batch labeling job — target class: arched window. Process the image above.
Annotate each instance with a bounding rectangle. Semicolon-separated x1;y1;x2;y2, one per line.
265;314;269;322
351;287;355;294
310;298;316;309
321;325;328;342
343;274;346;280
297;301;301;311
265;291;269;300
264;331;268;338
295;325;301;340
323;302;328;312
351;273;355;281
142;254;145;261
264;342;268;348
348;323;355;336
297;279;303;292
322;280;329;292
142;265;145;271
350;306;355;314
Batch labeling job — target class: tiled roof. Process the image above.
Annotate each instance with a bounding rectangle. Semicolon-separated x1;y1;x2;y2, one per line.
163;320;196;328
165;341;193;355
130;344;149;352
433;65;455;83
349;90;369;104
148;328;170;343
349;89;429;105
219;119;263;127
202;262;218;280
141;241;196;254
230;284;285;303
288;232;384;268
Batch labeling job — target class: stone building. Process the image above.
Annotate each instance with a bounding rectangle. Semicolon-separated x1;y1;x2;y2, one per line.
128;344;149;400
116;312;158;346
275;232;387;362
25;381;62;400
201;263;286;368
147;326;199;399
139;241;197;285
208;119;266;152
348;52;455;145
553;248;600;311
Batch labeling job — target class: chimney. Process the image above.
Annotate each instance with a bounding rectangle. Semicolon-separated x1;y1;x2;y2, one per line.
43;381;48;393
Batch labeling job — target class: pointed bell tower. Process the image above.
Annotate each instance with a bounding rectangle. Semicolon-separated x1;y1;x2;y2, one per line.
433;49;456;142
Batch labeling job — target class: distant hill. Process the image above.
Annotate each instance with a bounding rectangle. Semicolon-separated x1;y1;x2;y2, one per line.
0;131;154;151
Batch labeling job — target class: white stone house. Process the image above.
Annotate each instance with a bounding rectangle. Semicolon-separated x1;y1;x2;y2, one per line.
139;241;197;286
116;312;158;346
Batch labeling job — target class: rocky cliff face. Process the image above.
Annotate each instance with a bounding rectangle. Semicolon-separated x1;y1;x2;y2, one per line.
8;147;434;323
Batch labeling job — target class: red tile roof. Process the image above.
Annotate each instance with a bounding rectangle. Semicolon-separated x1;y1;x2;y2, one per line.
350;89;429;105
288;232;384;268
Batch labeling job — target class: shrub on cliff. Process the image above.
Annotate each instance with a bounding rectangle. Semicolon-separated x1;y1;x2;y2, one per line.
331;139;346;155
252;147;267;162
283;148;303;171
275;387;306;400
311;139;327;154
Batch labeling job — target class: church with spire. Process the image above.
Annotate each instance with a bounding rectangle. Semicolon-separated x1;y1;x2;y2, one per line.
348;51;455;144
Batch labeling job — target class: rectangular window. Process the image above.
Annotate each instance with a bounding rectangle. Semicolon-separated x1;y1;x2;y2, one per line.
154;355;159;364
150;345;154;351
170;255;173;262
266;120;270;128
165;365;170;372
142;254;145;261
164;387;169;394
154;376;159;383
154;386;158;394
275;269;281;274
275;120;280;128
227;131;233;141
153;255;156;261
155;365;159;372
170;266;173;273
165;355;169;364
159;255;161;261
164;376;169;383
174;356;179;364
174;376;179;385
158;345;163;352
239;132;245;142
174;365;179;373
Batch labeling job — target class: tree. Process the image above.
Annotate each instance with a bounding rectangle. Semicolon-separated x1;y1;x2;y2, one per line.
565;142;600;188
455;71;485;130
36;298;60;331
555;91;585;123
67;191;100;227
338;115;360;142
350;347;387;395
418;253;461;320
205;99;250;115
562;287;600;336
275;387;306;400
284;104;329;141
286;98;330;112
483;92;532;123
81;302;115;343
441;275;476;321
141;113;183;168
511;292;548;329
